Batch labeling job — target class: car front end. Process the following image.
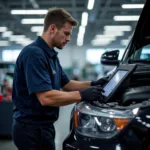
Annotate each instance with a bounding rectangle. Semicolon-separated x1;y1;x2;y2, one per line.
63;101;141;150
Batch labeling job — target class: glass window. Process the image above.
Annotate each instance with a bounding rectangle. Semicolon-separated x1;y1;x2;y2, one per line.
131;44;150;61
2;50;21;61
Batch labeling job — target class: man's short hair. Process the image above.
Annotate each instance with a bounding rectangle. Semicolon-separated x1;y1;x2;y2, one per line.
43;8;78;32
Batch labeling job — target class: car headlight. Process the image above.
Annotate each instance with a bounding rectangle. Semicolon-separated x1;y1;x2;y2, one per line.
73;102;138;139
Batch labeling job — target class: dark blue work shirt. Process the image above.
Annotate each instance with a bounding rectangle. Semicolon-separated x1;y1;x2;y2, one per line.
12;36;70;125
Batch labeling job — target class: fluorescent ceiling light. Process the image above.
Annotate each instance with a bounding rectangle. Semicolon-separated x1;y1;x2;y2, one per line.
31;26;43;32
16;38;33;46
9;35;26;41
77;37;83;46
21;19;44;24
122;4;144;9
94;37;116;41
79;26;85;35
81;12;88;26
91;40;111;46
104;30;124;36
19;42;33;46
77;26;85;42
16;40;33;44
87;0;95;10
77;33;84;41
95;35;118;38
114;15;139;21
2;31;13;37
92;42;110;45
9;35;25;38
77;34;84;46
121;39;129;45
14;38;31;42
104;25;132;31
11;10;47;15
0;27;7;32
77;25;86;46
0;41;9;46
77;40;83;46
92;39;114;42
78;33;84;39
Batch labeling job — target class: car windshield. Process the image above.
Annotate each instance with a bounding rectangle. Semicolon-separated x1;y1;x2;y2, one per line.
129;44;150;63
126;1;150;64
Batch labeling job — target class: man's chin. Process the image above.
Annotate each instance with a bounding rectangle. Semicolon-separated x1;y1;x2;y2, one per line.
56;45;64;50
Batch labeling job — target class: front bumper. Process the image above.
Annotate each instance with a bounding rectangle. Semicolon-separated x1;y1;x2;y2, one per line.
63;132;127;150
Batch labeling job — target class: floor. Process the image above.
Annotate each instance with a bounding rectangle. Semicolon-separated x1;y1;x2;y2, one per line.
0;104;74;150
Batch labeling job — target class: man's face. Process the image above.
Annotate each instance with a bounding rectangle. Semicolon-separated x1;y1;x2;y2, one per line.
53;22;73;49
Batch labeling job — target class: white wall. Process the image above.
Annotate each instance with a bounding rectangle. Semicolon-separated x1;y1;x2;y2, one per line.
56;45;87;69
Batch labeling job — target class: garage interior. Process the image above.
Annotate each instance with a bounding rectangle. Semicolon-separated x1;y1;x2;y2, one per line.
0;0;145;150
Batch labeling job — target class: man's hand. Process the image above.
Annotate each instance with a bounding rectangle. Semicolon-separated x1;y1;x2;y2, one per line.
91;76;109;86
79;85;105;103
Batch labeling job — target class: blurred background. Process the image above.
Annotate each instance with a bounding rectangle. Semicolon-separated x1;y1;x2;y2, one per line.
0;0;145;149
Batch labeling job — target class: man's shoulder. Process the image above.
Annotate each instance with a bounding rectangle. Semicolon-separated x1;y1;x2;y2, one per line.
21;42;45;57
16;42;46;66
24;42;42;53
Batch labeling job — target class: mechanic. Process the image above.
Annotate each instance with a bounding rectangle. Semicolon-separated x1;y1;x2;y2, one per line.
12;8;107;150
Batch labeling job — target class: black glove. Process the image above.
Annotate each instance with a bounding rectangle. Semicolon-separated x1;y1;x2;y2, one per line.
79;85;105;103
91;76;109;86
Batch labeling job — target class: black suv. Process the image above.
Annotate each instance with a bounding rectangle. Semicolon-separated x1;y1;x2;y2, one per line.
63;0;150;150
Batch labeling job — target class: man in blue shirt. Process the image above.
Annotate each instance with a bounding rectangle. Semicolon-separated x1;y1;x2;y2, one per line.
12;8;107;150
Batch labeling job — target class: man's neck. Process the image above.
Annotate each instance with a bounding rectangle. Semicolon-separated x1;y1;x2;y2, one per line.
41;33;54;49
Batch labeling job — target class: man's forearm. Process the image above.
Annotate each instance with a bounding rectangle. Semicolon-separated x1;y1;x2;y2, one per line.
36;90;81;107
63;80;91;91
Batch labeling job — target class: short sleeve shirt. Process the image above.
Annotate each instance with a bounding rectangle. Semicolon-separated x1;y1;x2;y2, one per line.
12;36;70;125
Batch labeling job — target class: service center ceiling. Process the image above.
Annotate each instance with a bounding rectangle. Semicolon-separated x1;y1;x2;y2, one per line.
0;0;146;49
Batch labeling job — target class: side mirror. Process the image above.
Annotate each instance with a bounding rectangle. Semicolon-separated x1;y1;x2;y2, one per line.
101;49;120;65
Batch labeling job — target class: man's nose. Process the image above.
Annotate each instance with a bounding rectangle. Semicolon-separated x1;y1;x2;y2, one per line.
66;35;70;42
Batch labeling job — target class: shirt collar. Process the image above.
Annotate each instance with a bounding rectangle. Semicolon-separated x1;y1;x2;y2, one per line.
35;36;58;58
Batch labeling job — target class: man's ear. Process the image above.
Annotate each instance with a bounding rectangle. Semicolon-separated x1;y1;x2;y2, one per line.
49;24;57;34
